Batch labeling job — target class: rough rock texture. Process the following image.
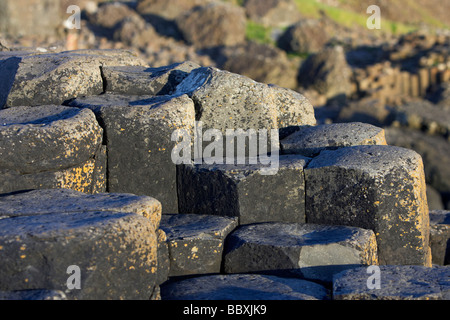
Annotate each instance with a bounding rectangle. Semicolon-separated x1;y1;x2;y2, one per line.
333;265;450;300
223;222;377;283
161;274;330;300
0;50;147;108
102;61;201;96
0;105;102;173
429;210;450;265
0;105;105;194
0;210;159;300
281;122;387;157
69;93;195;213
269;84;316;137
175;66;278;132
0;188;167;295
0;155;105;195
0;188;162;230
177;155;310;224
173;66;315;153
305;145;430;266
160;214;238;276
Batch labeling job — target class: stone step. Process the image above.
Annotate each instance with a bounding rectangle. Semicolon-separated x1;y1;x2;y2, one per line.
160;214;238;276
0;188;162;230
280;122;387;157
0;105;105;194
223;222;377;284
161;274;330;300
333;265;450;300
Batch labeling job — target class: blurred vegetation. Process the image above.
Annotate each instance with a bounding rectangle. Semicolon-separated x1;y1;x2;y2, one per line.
242;0;449;45
293;0;416;34
245;20;275;45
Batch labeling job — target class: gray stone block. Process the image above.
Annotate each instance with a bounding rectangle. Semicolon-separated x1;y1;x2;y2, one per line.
161;274;330;300
177;155;310;224
0;158;103;195
281;122;387;157
223;222;377;284
268;84;316;138
69;93;196;213
0;188;162;230
333;265;450;300
174;66;280;155
0;49;147;108
174;67;315;148
0;105;103;173
429;210;450;265
102;61;201;96
160;213;238;276
0;210;159;300
0;105;105;194
304;145;431;266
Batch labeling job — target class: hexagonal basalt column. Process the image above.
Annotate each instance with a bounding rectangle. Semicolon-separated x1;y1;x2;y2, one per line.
333;265;450;300
304;145;431;266
0;105;104;194
177;154;310;224
101;61;201;96
160;214;238;276
69;93;195;213
0;211;159;300
0;188;164;300
0;188;162;230
161;274;330;300
223;222;377;284
281;122;387;157
0;49;147;108
173;66;315;156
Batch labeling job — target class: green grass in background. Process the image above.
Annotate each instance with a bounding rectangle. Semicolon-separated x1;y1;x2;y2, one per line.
293;0;417;35
245;20;275;45
243;0;448;45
